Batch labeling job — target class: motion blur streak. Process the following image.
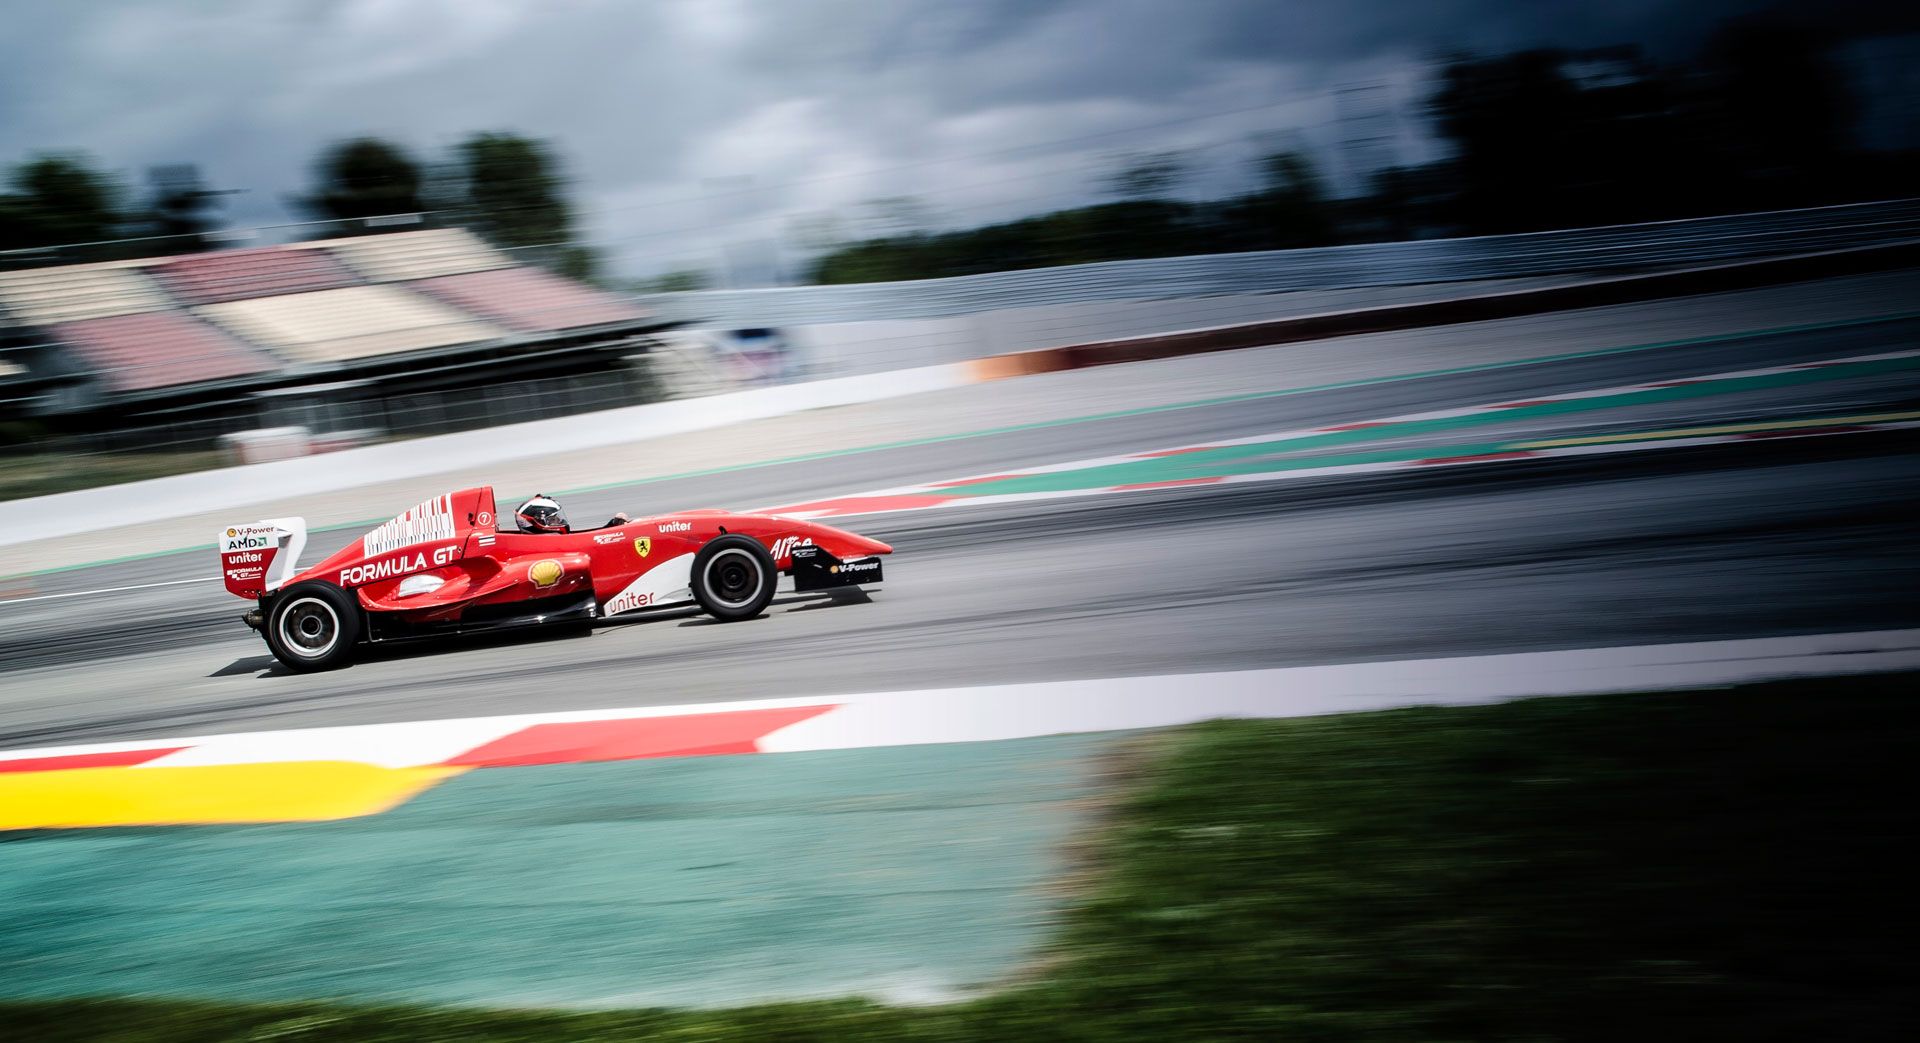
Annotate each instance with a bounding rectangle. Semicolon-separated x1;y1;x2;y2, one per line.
2;285;1916;747
4;2;1920;1029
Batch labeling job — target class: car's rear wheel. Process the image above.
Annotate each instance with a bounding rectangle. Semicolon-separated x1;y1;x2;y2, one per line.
691;534;777;621
265;583;362;672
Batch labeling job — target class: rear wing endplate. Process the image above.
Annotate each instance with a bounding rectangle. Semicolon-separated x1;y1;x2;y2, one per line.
217;517;307;599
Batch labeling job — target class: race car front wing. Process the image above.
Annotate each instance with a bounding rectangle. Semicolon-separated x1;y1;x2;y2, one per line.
790;544;884;592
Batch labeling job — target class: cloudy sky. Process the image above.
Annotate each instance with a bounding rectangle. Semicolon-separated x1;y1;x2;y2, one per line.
0;0;1844;279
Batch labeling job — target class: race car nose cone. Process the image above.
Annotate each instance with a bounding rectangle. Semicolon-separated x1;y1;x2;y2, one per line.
790;521;891;556
847;534;893;556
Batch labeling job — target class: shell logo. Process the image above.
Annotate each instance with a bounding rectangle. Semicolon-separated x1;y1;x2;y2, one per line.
226;528;237;537
528;559;564;589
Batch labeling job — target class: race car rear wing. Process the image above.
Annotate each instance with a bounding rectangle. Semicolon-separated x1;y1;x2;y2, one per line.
217;517;307;600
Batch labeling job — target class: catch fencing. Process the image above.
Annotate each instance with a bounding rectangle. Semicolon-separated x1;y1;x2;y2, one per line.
636;198;1920;328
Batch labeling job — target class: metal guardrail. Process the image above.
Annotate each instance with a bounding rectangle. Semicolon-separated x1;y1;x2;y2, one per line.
634;198;1920;328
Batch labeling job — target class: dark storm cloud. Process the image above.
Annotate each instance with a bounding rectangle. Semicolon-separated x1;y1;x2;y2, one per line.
0;0;1824;276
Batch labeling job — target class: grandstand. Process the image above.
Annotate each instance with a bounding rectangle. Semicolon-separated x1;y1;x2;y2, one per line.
0;259;173;326
316;227;515;282
199;285;508;365
412;266;649;333
152;245;363;305
0;228;663;442
46;311;275;393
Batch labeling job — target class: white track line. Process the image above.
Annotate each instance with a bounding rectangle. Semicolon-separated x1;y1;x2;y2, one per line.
3;629;1915;769
832;346;1920;492
759;417;1920;521
0;575;220;606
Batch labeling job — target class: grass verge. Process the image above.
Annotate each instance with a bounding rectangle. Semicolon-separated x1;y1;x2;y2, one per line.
4;673;1915;1041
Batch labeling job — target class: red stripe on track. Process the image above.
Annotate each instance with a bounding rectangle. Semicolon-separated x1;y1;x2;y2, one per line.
0;747;188;773
1318;421;1391;432
1113;477;1226;490
445;705;839;767
1416;451;1538;466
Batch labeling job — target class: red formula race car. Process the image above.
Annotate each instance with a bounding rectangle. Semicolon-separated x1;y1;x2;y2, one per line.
218;486;890;672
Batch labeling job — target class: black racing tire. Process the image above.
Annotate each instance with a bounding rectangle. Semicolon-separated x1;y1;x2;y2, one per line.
265;583;362;672
690;534;778;621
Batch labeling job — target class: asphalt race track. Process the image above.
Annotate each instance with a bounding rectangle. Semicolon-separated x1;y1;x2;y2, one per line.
2;304;1917;748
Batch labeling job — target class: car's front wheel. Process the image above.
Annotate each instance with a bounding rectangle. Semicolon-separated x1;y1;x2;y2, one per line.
265;583;362;672
690;534;777;621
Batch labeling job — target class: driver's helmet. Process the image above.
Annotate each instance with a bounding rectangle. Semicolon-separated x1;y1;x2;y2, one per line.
514;494;569;534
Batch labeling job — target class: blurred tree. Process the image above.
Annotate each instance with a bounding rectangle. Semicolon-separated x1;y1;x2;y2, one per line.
1105;151;1188;200
1259;151;1326;198
1223;150;1336;249
1430;50;1585;232
1704;19;1853;204
141;164;229;253
455;132;572;249
0;153;125;253
1428;30;1871;233
859;195;936;239
802;16;1885;284
299;138;425;226
786;210;847;254
450;132;600;282
635;268;712;293
806;196;1202;284
551;244;600;283
1362;163;1459;240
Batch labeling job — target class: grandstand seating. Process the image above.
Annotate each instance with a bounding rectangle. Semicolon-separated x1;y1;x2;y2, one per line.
0;260;169;326
197;284;508;365
410;266;644;332
2;228;651;405
317;228;514;282
153;246;360;306
49;311;277;393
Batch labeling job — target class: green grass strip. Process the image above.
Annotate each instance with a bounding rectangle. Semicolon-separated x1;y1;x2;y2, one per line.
5;674;1914;1040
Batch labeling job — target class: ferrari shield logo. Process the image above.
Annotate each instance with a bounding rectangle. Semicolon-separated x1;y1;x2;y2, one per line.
634;537;651;558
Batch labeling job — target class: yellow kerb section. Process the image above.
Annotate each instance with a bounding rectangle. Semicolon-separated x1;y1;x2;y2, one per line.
0;761;468;829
